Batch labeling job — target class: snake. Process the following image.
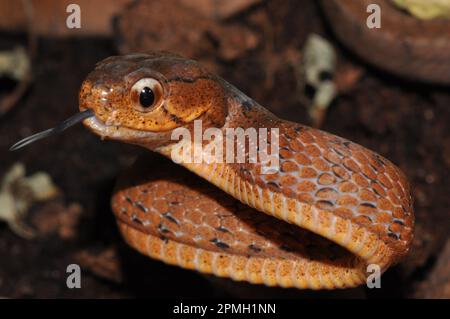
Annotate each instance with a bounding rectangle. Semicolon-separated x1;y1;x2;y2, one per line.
11;52;414;290
320;0;450;84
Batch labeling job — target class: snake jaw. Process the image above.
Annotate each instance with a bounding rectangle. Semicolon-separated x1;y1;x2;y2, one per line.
82;115;173;149
83;116;142;139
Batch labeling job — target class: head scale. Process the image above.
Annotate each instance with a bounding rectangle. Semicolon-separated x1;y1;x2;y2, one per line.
79;52;228;148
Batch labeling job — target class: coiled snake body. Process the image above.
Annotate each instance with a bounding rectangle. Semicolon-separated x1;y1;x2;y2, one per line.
321;0;450;84
53;52;416;289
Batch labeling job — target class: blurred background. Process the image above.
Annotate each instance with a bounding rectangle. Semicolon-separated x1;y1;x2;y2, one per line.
0;0;448;298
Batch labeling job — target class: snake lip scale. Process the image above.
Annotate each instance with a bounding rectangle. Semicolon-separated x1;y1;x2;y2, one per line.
18;52;415;290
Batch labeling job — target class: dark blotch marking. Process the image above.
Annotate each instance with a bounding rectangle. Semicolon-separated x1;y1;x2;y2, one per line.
373;154;386;167
360;202;376;208
135;201;148;213
241;100;254;112
160;235;169;244
131;215;143;225
248;244;262;253
169;113;183;125
210;238;230;249
372;183;385;196
361;171;377;182
332;146;346;157
216;226;230;233
162;213;179;225
393;218;405;225
332;166;347;179
294;126;305;133
158;223;171;234
388;231;401;240
279;148;290;159
125;196;133;204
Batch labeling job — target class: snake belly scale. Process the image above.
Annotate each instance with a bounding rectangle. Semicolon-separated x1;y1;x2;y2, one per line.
76;52;414;290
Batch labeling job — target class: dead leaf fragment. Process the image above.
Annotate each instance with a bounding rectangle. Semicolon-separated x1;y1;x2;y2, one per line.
0;163;59;239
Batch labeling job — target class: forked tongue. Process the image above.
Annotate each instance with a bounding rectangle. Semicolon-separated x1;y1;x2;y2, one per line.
9;109;94;151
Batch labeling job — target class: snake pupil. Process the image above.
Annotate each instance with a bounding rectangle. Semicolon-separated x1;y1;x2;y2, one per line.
139;86;155;108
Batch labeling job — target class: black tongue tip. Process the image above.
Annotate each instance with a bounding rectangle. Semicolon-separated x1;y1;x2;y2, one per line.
10;128;54;151
9;109;94;151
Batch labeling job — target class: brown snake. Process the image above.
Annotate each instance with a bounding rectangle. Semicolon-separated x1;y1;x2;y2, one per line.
12;52;414;289
321;0;450;84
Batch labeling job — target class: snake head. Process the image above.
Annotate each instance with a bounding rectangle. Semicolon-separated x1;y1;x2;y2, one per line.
79;52;228;149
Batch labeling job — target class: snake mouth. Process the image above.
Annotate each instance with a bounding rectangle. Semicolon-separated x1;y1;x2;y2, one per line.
82;111;174;150
82;115;153;141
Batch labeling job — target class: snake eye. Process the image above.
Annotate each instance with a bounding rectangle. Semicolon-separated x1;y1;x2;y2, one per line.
130;78;163;112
